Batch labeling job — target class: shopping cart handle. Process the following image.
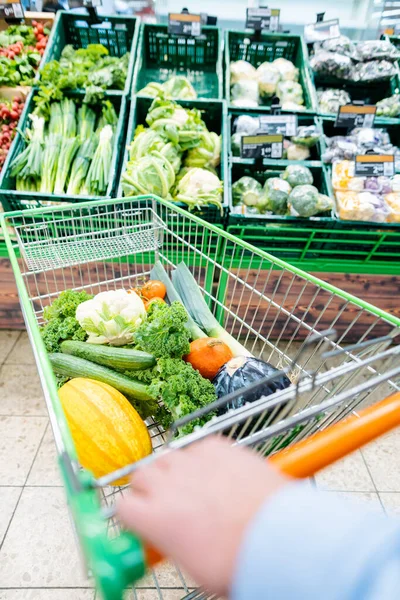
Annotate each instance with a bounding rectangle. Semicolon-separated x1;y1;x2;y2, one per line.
145;392;400;568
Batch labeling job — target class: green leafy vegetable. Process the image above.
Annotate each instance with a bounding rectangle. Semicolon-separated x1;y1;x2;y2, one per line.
121;150;176;198
185;131;221;169
41;290;93;353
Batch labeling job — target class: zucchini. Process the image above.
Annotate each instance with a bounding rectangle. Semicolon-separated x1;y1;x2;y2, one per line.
49;353;153;402
60;340;156;371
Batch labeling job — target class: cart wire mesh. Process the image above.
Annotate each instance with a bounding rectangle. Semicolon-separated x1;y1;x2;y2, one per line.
2;195;400;600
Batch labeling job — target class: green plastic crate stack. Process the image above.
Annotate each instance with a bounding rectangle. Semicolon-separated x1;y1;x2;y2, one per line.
0;89;126;212
38;11;140;96
117;95;229;225
132;23;223;99
225;30;318;114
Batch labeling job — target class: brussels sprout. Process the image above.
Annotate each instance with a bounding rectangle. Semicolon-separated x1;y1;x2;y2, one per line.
282;164;313;187
232;177;263;207
289;185;332;217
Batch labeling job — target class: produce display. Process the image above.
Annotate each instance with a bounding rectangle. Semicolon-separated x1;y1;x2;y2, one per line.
331;160;400;223
9;97;118;196
37;44;130;104
310;37;400;82
0;95;25;170
317;88;400;117
121;98;223;210
137;75;197;100
231;165;333;218
40;261;289;460
231;114;320;161
229;58;305;111
0;22;49;86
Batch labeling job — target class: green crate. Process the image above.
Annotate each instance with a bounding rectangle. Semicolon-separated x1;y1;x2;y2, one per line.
116;95;229;225
0;90;126;212
228;108;324;163
225;30;318;114
38;11;139;96
131;23;223;99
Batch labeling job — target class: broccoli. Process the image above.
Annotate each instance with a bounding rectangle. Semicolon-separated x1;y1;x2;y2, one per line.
289;185;333;218
124;357;217;436
133;301;191;359
282;164;313;187
41;290;93;353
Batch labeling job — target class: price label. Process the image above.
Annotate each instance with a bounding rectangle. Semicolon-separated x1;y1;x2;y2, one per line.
0;0;23;19
335;104;376;129
246;8;280;32
259;114;298;136
168;12;201;36
354;155;394;177
241;134;284;159
304;18;340;43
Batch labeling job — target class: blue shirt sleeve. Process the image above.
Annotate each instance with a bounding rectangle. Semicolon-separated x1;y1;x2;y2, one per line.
232;482;400;600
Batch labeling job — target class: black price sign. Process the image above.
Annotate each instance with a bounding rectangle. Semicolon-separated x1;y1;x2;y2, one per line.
259;114;298;136
354;155;394;177
168;12;201;36
335;104;376;129
304;18;340;43
0;0;23;19
246;8;280;32
241;134;284;159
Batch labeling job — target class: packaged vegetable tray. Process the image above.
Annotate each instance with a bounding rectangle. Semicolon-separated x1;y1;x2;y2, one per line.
229;109;324;163
116;95;229;225
0;89;126;211
225;30;318;114
131;23;222;100
38;10;139;96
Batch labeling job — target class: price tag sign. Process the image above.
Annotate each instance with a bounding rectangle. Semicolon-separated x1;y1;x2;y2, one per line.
241;134;284;159
0;0;23;19
259;114;298;136
304;18;340;43
246;8;280;32
335;104;376;129
168;12;201;36
354;155;395;178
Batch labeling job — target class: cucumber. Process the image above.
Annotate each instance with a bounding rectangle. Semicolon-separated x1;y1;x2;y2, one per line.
60;340;156;371
49;353;153;402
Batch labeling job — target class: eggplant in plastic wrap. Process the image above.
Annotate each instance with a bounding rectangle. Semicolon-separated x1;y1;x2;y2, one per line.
213;357;291;419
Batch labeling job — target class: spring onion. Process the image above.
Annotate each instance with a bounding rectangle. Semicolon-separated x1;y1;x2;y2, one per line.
171;262;252;357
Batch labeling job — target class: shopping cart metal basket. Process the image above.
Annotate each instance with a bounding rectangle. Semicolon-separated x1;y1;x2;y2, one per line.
2;195;400;600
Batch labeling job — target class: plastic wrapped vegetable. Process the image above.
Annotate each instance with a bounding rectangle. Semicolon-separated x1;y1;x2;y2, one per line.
332;160;364;192
260;187;289;215
231;80;260;107
234;115;260;135
310;50;353;79
289;185;332;217
385;193;400;223
376;94;400;118
121;151;175;198
317;89;351;114
282;164;313;187
256;62;280;98
272;57;299;81
354;40;400;62
350;60;397;82
185;132;221;169
336;191;388;222
281;101;306;112
128;127;181;173
276;80;303;105
173;167;223;211
291;125;320;148
232;176;262;207
286;143;310;161
230;60;257;84
265;177;292;195
317;36;357;58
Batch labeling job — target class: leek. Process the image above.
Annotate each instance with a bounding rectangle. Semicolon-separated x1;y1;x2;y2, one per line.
77;105;97;142
171;262;252;357
150;261;207;340
66;135;98;195
40;133;61;193
54;137;79;194
84;125;113;196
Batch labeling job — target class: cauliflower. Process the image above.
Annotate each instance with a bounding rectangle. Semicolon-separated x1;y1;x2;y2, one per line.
230;60;257;84
231;80;260;106
173;167;223;211
281;101;306;112
286;143;311;161
76;289;146;346
289;185;333;217
256;62;280;98
277;80;304;105
272;58;299;81
282;164;313;187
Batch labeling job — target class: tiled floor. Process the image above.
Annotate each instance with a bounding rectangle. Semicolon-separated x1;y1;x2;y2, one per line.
1;329;400;600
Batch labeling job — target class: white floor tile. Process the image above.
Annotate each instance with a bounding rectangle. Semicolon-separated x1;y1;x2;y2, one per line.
0;487;91;587
0;487;21;545
361;427;400;492
0;591;94;600
0;417;47;485
323;491;384;513
0;364;46;417
379;493;400;516
27;425;62;487
0;331;20;364
5;331;35;365
315;450;375;492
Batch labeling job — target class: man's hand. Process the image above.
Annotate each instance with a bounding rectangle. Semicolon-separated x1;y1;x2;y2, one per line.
117;437;289;596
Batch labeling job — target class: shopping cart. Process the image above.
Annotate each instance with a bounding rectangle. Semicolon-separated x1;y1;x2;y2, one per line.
2;195;400;600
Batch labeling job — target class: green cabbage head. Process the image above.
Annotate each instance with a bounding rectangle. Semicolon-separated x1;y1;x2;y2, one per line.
121;151;175;198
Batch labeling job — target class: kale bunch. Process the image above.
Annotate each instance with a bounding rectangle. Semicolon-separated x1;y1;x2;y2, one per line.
41;290;92;353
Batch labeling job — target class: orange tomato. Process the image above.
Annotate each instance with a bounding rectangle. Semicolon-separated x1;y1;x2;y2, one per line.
141;280;167;300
